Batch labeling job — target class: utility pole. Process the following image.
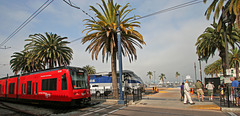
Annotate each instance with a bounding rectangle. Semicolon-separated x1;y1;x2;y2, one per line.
154;71;156;86
116;10;124;104
194;62;197;82
198;58;202;82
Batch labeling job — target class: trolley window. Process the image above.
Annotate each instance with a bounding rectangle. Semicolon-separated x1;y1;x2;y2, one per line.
27;81;32;95
42;78;57;91
62;74;67;90
35;83;38;94
8;83;15;94
32;83;34;95
22;84;23;94
70;70;88;89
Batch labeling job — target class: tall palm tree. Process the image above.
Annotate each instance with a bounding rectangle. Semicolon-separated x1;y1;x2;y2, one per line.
83;65;96;74
204;0;240;29
159;73;166;85
81;0;145;98
229;48;240;79
195;23;240;76
146;71;153;84
24;32;73;69
176;72;180;82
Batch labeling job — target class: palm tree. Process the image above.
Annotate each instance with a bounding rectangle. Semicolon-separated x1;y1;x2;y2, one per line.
176;72;180;82
24;32;73;69
81;0;145;98
195;23;240;76
204;59;222;77
204;0;240;29
10;51;44;74
83;65;96;74
146;71;153;84
159;73;166;85
229;48;240;79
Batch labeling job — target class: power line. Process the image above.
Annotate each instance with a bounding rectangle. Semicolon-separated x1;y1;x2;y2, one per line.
130;0;203;21
67;0;204;44
1;0;204;46
63;0;97;22
0;0;54;47
0;46;11;49
70;37;84;43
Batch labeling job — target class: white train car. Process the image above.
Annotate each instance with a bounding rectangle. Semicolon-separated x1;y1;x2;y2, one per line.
89;70;144;95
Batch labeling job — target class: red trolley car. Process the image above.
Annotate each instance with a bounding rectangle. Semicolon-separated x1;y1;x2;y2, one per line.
0;66;91;106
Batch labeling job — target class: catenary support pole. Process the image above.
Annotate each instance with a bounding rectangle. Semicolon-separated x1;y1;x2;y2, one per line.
116;10;124;104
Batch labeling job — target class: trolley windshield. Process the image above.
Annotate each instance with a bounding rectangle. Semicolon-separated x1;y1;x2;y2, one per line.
70;69;89;89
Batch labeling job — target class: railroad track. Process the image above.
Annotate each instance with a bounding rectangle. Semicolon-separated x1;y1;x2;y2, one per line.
0;102;39;116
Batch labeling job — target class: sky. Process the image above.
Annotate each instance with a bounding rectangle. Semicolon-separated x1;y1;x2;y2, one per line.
0;0;219;84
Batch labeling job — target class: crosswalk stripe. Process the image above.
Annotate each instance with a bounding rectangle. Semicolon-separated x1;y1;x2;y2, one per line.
228;112;237;116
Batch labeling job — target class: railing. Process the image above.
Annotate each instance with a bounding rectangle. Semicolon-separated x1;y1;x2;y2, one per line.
90;88;143;104
220;86;240;107
132;88;142;102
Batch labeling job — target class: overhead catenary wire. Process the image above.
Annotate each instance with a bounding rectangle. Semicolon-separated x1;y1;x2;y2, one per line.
63;0;97;22
0;0;54;47
130;0;203;21
66;0;204;43
1;0;204;46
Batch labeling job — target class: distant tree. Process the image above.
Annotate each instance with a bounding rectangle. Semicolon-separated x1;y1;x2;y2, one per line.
229;48;240;79
204;59;222;78
176;72;180;82
83;65;96;74
146;71;153;80
159;73;166;84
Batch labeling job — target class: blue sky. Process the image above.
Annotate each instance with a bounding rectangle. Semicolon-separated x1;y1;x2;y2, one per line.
0;0;219;83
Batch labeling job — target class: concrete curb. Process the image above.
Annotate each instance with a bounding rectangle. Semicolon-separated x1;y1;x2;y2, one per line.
220;107;240;112
129;102;223;112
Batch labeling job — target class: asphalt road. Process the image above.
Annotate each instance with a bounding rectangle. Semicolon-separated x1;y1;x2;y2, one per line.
108;106;229;116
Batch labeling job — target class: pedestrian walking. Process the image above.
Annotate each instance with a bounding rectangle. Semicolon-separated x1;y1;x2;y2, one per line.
195;80;204;102
180;82;184;101
184;80;195;105
230;77;239;106
206;81;214;101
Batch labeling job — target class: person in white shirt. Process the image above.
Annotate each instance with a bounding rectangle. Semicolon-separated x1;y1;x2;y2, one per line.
184;80;195;105
206;81;215;101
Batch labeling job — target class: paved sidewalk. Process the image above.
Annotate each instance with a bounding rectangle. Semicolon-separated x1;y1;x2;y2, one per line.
130;88;222;111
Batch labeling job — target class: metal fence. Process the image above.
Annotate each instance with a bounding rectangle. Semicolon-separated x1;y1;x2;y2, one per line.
220;86;240;107
90;88;143;104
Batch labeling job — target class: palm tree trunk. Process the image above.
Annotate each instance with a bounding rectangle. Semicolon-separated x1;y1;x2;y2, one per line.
111;51;119;99
237;12;240;28
220;48;227;77
236;61;239;79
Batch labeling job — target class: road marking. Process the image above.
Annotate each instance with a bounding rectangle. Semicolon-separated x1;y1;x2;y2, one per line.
102;106;126;116
81;105;113;116
228;112;237;116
